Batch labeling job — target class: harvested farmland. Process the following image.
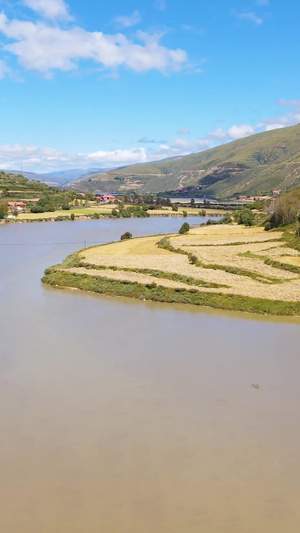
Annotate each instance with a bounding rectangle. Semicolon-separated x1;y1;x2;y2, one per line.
42;225;300;316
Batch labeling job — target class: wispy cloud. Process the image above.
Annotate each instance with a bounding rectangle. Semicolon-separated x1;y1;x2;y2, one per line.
259;100;300;131
114;10;141;28
23;0;72;20
236;11;263;25
256;0;269;5
277;99;300;109
138;137;168;144
182;25;205;36
177;128;190;135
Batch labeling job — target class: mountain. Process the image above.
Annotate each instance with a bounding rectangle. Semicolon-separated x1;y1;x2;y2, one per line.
2;168;105;187
0;170;61;198
3;170;51;183
45;168;105;185
69;124;300;198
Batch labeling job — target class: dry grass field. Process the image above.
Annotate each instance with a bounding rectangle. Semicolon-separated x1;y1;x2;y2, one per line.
68;225;300;302
43;224;300;315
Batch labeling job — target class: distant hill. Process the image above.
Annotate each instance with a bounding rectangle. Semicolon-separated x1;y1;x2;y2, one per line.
45;168;105;186
70;124;300;198
3;168;105;187
0;170;61;199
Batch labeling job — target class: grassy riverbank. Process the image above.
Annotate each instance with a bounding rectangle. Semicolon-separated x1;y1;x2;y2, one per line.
42;225;300;316
8;205;225;223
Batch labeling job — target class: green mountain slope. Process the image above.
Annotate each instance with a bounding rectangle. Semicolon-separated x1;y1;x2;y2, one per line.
0;171;61;199
71;123;300;197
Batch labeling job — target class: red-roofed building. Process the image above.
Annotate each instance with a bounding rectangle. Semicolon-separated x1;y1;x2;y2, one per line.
97;195;116;203
8;202;26;211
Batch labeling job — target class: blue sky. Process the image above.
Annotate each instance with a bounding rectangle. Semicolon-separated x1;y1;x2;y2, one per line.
0;0;299;172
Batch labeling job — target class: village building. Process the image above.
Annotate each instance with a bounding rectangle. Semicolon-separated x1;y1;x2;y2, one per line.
96;194;116;203
8;201;26;212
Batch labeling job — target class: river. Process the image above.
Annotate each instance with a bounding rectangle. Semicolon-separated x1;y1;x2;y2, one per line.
1;217;300;533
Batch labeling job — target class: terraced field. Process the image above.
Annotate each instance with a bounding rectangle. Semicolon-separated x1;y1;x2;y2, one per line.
42;225;300;316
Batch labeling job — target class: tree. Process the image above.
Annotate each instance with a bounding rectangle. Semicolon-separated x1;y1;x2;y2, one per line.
0;201;8;219
179;222;190;234
183;210;188;217
172;204;178;212
234;207;254;226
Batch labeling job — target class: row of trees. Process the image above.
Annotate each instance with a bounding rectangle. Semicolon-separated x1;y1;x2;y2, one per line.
121;193;171;206
111;204;150;218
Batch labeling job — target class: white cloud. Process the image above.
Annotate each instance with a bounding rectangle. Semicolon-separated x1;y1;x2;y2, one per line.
259;100;300;131
227;124;255;139
154;0;167;11
177;128;190;135
206;124;255;142
206;127;227;140
114;10;141;28
87;147;147;164
0;143;149;172
23;0;72;20
277;99;300;109
0;15;188;75
0;137;211;173
265;124;285;131
237;12;263;25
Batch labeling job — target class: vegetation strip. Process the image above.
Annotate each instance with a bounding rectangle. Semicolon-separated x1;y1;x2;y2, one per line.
157;236;282;284
239;251;300;275
182;238;283;247
76;260;229;289
42;269;300;316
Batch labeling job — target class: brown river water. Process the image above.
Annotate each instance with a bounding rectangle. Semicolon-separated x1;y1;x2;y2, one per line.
0;218;300;532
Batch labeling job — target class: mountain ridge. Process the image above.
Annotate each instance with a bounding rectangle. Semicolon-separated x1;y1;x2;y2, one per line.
69;124;300;197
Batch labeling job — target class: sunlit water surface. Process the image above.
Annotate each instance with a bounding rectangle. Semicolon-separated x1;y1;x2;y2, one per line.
0;218;300;532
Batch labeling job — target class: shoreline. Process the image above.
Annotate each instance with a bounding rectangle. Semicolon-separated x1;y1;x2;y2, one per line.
1;211;223;224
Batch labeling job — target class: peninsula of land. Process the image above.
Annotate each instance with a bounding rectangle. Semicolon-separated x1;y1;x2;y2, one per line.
42;225;300;316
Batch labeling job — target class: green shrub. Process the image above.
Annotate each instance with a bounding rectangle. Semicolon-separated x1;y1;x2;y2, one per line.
30;205;45;213
120;231;132;241
220;213;232;224
179;222;190;234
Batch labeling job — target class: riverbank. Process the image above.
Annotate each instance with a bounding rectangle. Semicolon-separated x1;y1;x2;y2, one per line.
1;204;227;224
42;225;300;316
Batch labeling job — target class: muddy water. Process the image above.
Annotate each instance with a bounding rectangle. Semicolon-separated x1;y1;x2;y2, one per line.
0;218;300;533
